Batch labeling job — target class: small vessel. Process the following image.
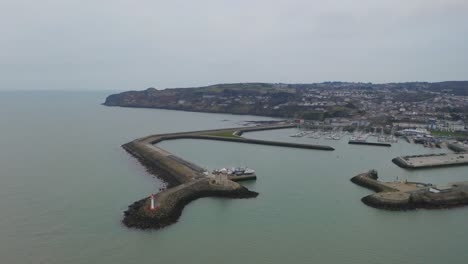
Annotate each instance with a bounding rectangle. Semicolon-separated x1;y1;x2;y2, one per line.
290;131;306;137
349;133;369;142
332;133;342;140
213;167;256;177
307;132;321;139
377;135;398;143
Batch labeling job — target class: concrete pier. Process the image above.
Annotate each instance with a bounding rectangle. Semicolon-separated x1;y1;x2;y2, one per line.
139;124;335;151
351;170;468;210
392;153;468;169
122;123;334;229
228;174;257;181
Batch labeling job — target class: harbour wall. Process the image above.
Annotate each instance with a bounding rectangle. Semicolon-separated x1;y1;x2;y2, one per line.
351;170;468;210
139;124;335;151
121;123;334;229
123;179;258;229
184;135;335;151
122;142;198;186
361;190;468;211
348;141;391;147
392;154;468;169
350;171;398;193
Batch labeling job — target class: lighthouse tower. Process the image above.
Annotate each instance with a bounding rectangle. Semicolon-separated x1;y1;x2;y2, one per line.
150;194;156;210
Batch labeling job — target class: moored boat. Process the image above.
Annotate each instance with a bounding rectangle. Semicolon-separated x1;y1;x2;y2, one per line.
213;167;256;177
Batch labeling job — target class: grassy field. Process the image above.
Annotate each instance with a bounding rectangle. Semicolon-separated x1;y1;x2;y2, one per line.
204;131;240;138
430;130;468;138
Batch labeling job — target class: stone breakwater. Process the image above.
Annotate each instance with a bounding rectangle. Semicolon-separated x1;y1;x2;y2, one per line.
351;170;468;210
123;179;258;229
348;141;391;147
121;123;334;229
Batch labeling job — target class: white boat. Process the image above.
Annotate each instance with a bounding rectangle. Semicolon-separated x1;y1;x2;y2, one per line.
307;132;321;139
290;131;306;137
332;134;341;140
213;167;256;176
377;135;398;143
350;133;369;142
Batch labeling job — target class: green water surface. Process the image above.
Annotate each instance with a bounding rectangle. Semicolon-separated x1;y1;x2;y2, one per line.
1;91;467;264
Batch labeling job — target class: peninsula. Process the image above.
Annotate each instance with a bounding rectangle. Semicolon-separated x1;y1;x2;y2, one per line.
121;123;334;229
103;82;468;124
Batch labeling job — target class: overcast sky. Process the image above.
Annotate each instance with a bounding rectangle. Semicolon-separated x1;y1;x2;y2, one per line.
1;0;467;91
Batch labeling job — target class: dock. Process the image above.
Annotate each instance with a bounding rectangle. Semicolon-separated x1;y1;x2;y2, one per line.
348;140;391;147
351;170;468;210
228;174;257;182
392;153;468;169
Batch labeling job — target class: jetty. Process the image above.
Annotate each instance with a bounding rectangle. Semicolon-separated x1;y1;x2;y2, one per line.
351;170;468;210
392;153;468;169
228;174;257;181
348;140;391;147
121;123;334;229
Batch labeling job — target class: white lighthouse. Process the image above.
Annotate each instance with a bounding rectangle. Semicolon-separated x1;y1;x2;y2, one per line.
150;194;156;210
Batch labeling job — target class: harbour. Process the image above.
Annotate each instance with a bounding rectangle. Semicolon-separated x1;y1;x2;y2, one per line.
3;0;468;261
2;91;468;264
288;124;399;147
122;119;468;230
121;123;335;229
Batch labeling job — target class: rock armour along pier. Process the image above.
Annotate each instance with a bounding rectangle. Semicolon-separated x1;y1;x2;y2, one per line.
348;141;392;147
351;170;468;210
122;123;334;229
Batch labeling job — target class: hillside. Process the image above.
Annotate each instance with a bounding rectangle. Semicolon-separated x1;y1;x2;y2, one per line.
104;81;468;119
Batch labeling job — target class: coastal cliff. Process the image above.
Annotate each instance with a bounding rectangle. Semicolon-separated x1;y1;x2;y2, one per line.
102;83;359;118
103;85;299;117
104;81;468;120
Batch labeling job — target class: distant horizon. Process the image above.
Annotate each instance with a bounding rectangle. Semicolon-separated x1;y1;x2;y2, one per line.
1;79;468;92
1;1;467;91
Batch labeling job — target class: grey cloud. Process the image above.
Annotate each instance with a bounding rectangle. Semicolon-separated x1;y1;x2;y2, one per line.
0;0;467;90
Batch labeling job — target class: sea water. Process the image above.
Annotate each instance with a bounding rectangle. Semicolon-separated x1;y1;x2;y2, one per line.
0;91;467;264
